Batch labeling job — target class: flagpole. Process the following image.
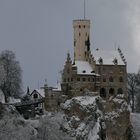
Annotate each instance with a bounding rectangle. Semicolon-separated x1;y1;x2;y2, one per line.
84;0;86;19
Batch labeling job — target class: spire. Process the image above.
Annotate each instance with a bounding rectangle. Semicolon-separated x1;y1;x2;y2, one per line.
27;86;30;95
66;51;71;63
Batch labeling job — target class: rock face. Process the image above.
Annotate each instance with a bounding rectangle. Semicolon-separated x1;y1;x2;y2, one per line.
60;94;131;140
101;95;130;140
61;95;102;140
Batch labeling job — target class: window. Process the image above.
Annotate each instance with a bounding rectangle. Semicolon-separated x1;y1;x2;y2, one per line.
100;88;106;98
85;51;87;57
79;33;81;36
91;70;95;73
92;78;95;82
71;78;73;82
63;78;66;82
74;40;76;46
88;78;90;82
83;78;86;82
33;93;38;99
103;78;106;82
98;57;103;64
119;77;123;82
67;78;70;82
77;78;80;81
67;69;70;74
82;70;86;73
83;25;85;28
98;68;101;74
79;25;81;28
109;88;115;95
109;77;114;82
117;88;123;94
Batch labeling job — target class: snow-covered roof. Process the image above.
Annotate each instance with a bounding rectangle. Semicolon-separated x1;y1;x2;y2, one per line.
92;49;125;65
33;89;45;98
73;61;97;75
8;97;21;104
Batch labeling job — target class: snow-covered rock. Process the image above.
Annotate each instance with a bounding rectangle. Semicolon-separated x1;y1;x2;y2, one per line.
61;95;102;140
0;105;37;140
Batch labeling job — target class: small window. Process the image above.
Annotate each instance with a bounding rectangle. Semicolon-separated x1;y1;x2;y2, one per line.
117;88;123;94
74;40;76;46
79;25;81;28
109;77;114;82
67;69;70;74
119;77;123;82
83;25;85;28
114;58;118;65
103;78;106;82
82;70;86;73
92;78;95;82
33;93;38;99
88;78;90;82
63;78;66;82
71;78;73;82
79;33;81;36
91;70;95;73
85;51;87;56
98;68;101;74
83;78;86;82
77;78;80;81
98;57;103;64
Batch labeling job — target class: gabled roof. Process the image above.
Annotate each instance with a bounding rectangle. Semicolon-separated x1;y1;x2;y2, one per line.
92;49;126;65
31;89;45;98
73;61;98;75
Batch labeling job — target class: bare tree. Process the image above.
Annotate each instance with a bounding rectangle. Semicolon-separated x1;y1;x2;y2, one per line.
127;73;138;112
0;50;23;102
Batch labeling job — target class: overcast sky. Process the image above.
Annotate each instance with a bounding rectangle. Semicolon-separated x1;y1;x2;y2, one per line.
0;0;140;91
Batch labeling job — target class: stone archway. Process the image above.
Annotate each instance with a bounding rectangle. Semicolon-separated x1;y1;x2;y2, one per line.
117;88;123;94
100;88;106;98
109;88;115;95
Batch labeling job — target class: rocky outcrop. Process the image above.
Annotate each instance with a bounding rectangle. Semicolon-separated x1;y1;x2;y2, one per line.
61;95;102;140
100;95;131;140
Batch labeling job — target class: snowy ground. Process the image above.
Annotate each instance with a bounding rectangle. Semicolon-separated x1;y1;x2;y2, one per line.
131;113;140;140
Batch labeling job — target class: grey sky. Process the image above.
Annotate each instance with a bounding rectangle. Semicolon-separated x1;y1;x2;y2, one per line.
0;0;139;91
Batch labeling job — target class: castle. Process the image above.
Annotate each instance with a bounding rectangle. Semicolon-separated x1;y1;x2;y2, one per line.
44;19;127;111
61;19;127;98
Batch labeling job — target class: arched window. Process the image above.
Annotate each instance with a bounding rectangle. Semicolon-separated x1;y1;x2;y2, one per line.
33;93;38;99
117;88;123;94
119;77;123;82
109;88;115;95
100;88;106;98
109;77;114;82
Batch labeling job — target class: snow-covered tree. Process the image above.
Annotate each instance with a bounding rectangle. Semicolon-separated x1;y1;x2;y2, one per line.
0;50;23;102
127;73;138;112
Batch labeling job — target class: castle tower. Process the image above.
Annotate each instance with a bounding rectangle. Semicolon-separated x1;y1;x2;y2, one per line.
73;20;90;61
